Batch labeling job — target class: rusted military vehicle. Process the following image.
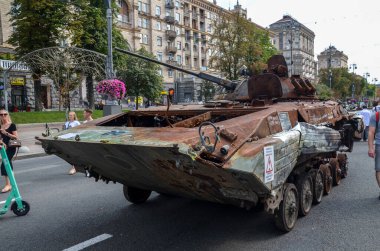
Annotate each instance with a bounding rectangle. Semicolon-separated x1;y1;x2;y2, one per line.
38;49;363;232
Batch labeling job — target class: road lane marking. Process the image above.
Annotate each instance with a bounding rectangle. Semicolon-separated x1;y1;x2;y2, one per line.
14;164;62;174
62;234;113;251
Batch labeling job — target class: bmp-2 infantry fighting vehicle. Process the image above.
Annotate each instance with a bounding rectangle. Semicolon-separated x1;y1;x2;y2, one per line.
38;49;363;232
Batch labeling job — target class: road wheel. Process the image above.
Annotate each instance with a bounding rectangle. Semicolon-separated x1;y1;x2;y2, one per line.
338;153;348;178
330;159;341;186
11;200;30;216
274;183;298;232
312;169;324;204
123;185;151;204
296;174;313;216
320;164;333;195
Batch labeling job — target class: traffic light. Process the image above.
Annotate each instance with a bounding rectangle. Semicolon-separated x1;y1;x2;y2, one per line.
168;88;174;103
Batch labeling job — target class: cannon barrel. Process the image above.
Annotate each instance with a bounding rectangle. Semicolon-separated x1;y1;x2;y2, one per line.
115;47;236;90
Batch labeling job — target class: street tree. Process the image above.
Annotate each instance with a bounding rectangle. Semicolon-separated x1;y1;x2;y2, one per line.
117;47;163;110
209;12;277;80
318;68;365;100
68;0;130;109
8;0;70;111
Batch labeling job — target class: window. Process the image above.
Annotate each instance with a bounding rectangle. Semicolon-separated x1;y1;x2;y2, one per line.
138;18;142;27
207;24;212;33
156;6;161;16
175;13;181;22
156;21;161;30
176;27;180;35
138;1;148;13
157;52;163;61
166;10;171;16
168;53;174;61
176;55;182;64
158;69;163;76
168;69;173;77
140;34;148;44
157;36;162;46
176;41;182;50
142;18;149;28
175;1;180;8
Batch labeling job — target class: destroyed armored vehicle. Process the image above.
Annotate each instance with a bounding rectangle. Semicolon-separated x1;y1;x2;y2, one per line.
38;50;363;232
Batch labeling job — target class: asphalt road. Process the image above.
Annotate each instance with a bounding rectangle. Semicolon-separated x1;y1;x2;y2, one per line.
1;141;379;251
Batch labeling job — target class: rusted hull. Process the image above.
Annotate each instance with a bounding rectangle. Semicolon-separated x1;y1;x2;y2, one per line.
38;101;359;208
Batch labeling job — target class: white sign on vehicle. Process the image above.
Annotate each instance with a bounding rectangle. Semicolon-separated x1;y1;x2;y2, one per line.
264;146;275;183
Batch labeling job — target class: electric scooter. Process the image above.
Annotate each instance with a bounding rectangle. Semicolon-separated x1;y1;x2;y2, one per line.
0;144;30;216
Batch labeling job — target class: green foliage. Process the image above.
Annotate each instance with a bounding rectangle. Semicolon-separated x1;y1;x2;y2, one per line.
315;84;332;100
117;48;163;109
201;81;217;101
209;12;277;80
7;0;71;111
10;110;105;124
67;0;130;109
8;0;70;58
318;68;365;99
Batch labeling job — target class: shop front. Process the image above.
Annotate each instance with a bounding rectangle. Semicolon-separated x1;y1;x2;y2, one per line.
10;77;27;111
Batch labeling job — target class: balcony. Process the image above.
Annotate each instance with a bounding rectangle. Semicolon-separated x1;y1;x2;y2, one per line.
184;10;190;17
192;12;199;20
166;46;178;54
0;60;29;71
165;0;175;9
166;59;178;66
165;16;177;24
166;30;177;40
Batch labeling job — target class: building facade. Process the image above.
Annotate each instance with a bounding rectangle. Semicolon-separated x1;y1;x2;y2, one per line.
0;0;13;55
0;0;273;108
317;45;348;70
269;15;317;81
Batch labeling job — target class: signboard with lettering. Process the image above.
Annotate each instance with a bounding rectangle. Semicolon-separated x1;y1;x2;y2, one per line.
10;78;25;86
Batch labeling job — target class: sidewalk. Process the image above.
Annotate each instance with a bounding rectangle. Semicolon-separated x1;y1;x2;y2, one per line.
15;122;63;160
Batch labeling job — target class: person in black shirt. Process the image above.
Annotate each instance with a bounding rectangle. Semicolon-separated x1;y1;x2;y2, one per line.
0;109;18;193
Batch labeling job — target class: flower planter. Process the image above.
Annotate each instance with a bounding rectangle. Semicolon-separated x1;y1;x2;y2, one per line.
103;104;122;116
96;79;126;116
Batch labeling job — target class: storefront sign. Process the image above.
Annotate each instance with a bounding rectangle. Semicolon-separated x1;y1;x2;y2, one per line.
10;78;25;86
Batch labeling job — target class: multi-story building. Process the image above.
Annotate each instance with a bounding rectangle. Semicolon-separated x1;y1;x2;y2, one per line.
1;0;273;107
317;45;348;70
269;15;317;81
116;0;260;102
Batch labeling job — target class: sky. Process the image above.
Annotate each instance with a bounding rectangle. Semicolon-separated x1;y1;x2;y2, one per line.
213;0;380;83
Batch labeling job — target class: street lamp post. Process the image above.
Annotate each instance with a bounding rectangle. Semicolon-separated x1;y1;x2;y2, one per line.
328;45;333;89
288;21;295;76
350;64;357;99
105;0;114;79
363;72;370;104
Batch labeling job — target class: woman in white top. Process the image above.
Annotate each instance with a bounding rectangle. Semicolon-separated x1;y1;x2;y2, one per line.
64;111;81;129
64;111;80;174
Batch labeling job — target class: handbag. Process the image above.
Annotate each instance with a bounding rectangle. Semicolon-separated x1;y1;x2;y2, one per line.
8;139;22;148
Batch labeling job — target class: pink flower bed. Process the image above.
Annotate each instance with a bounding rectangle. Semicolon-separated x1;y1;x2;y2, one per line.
96;79;126;99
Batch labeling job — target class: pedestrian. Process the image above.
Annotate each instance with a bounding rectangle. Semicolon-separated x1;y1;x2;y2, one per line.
64;111;80;174
0;109;18;193
358;105;371;141
367;111;380;200
83;108;93;123
372;100;380;112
